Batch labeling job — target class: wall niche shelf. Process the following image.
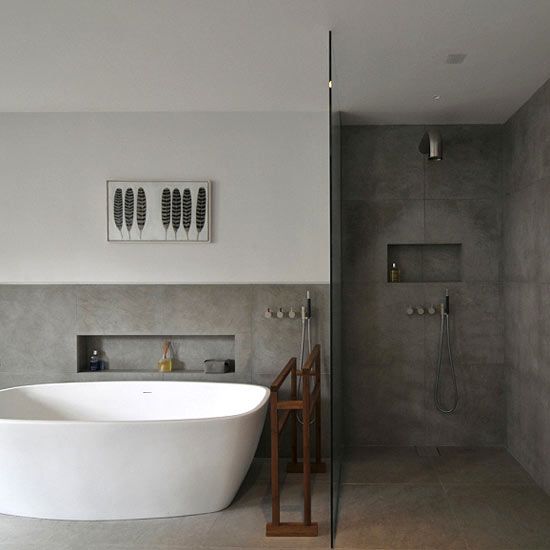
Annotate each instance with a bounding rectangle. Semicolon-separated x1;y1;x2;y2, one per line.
387;243;462;283
76;334;235;374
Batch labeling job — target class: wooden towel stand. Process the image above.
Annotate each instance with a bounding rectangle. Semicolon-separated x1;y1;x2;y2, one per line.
266;344;326;537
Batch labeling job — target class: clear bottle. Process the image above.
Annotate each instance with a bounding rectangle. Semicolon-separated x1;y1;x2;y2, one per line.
89;350;101;372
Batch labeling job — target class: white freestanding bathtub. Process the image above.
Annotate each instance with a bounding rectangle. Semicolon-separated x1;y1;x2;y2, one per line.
0;381;269;520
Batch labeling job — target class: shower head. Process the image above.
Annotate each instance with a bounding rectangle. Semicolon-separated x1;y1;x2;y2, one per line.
419;129;443;161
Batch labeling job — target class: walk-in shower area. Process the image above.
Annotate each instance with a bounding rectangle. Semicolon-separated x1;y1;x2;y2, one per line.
331;81;550;547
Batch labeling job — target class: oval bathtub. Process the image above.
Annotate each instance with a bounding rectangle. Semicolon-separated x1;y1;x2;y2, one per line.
0;381;269;520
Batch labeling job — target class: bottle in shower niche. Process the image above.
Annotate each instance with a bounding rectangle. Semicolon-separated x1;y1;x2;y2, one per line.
158;340;173;372
389;262;400;283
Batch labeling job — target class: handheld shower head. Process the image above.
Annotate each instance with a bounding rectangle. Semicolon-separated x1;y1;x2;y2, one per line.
419;129;443;161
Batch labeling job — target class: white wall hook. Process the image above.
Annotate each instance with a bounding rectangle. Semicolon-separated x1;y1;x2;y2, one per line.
406;306;414;316
264;308;273;319
416;306;425;315
288;307;296;319
276;307;284;319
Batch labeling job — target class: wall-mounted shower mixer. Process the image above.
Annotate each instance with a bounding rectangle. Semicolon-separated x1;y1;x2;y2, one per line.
406;305;438;316
264;306;299;319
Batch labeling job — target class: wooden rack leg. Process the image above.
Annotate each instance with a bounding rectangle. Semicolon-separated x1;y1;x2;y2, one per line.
303;371;311;526
290;364;298;467
269;391;280;528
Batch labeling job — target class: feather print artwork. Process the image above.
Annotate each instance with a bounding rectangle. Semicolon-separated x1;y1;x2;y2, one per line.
113;188;124;238
171;189;181;239
195;187;207;241
124;188;135;239
136;187;147;240
108;181;210;242
161;187;171;240
182;188;192;240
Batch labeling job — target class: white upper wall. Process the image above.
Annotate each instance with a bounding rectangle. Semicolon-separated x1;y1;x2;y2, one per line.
0;112;329;283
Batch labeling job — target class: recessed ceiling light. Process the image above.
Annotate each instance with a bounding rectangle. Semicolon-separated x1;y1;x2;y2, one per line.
446;53;467;64
432;95;441;101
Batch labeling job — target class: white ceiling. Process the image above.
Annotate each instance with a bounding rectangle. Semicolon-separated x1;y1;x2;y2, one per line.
332;0;550;124
1;0;550;123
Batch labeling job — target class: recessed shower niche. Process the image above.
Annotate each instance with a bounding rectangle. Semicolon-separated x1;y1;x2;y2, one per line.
387;243;462;283
76;334;235;373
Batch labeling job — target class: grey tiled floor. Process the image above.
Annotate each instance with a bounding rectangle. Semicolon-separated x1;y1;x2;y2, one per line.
335;446;550;549
3;449;550;549
0;459;331;549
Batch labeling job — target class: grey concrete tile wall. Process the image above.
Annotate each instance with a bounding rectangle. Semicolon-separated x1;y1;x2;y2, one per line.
342;125;425;200
424;199;501;282
342;199;424;283
0;286;77;374
503;75;550;495
424;125;502;200
342;124;505;447
0;283;329;459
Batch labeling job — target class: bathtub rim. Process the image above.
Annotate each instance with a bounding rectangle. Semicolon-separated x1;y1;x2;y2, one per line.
0;380;270;425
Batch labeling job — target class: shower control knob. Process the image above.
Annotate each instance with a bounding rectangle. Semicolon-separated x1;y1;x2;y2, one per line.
428;305;436;315
276;308;284;319
264;308;273;319
288;307;296;319
416;306;425;315
406;306;414;316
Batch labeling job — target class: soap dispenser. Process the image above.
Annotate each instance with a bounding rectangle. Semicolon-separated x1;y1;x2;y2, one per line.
390;262;400;283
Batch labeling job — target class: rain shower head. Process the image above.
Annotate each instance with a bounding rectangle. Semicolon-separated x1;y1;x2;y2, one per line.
419;129;443;161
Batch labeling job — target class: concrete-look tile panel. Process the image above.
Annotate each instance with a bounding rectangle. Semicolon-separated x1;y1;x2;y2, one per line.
507;373;550;488
526;77;550;183
335;484;467;549
343;283;425;365
0;372;77;390
501;101;533;193
342;446;439;484
503;184;538;282
424;364;506;447
503;283;539;375
161;284;252;334
537;284;550;384
344;362;425;446
425;125;502;200
342;125;425;200
342;199;424;283
425;199;501;282
424;283;503;366
0;507;215;549
535;178;550;282
433;446;534;486
0;286;76;374
76;285;164;334
446;484;550;550
250;285;329;375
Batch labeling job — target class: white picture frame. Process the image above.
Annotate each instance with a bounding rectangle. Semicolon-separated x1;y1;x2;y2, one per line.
107;180;211;243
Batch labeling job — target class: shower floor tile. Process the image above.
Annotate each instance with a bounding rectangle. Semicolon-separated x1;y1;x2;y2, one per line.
335;446;550;549
342;446;439;484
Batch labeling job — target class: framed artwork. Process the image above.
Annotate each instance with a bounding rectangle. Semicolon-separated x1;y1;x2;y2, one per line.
107;181;211;242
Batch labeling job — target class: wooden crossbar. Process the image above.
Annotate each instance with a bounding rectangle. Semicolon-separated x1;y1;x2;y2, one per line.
266;344;326;538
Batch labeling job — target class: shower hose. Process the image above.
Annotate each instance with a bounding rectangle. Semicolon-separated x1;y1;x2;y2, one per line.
434;310;459;414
